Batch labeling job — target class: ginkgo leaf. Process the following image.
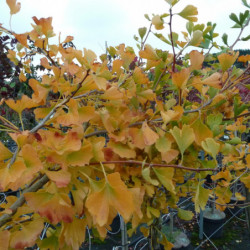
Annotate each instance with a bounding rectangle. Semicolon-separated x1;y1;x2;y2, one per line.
178;5;198;22
0;141;13;161
195;184;210;212
101;86;124;100
139;44;159;61
133;67;149;85
153;167;175;193
0;230;10;250
170;125;195;156
152;15;164;30
24;191;74;224
9;219;44;249
141;122;159;146
108;140;136;159
5;95;37;114
6;0;21;15
0;160;26;191
218;52;239;72
15;33;28;48
161;106;183;124
191;118;213;146
189;50;204;71
45;170;71;188
21;144;43;170
32;16;54;37
59;217;87;250
202;72;222;89
172;68;190;89
177;208;194;220
86;172;134;226
142;167;159;186
201;138;220;159
129;128;146;149
161;149;179;163
189;30;203;46
155;136;171;153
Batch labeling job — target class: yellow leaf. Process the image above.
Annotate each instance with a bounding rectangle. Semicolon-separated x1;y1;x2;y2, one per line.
155;136;171;153
161;149;179;163
177;208;194;220
32;16;54;37
189;50;204;70
19;71;27;82
6;0;21;15
152;15;164;30
218;52;239;72
59;217;87;250
195;184;210;212
153;167;175;193
201;138;220;159
191;118;213;146
161;105;184;123
101;86;124;100
202;72;222;89
129;128;146;149
178;5;198;22
108;140;136;159
15;33;28;47
172;68;190;89
29;79;49;105
21;144;43;170
170;125;195;156
133;67;149;84
139;44;159;61
45;170;71;188
241;175;250;188
142;122;159;146
9;219;44;249
0;141;13;161
142;167;159;186
86;172;134;226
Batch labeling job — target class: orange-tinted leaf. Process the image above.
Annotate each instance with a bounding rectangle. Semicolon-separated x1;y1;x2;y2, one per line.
15;33;28;47
141;122;159;146
0;160;26;191
0;229;10;250
86;172;134;226
19;71;27;82
32;16;54;37
129;128;146;149
133;67;149;85
9;219;44;249
161;149;179;163
22;144;43;170
161;105;183;124
101;86;124;100
6;0;21;15
139;44;159;61
59;217;87;250
189;50;204;70
202;72;222;89
152;15;164;30
172;68;190;89
5;95;37;113
29;79;49;105
45;170;71;188
0;142;13;161
24;191;74;224
218;52;239;72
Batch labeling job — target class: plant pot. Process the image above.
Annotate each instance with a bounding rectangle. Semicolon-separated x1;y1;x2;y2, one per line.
203;208;226;239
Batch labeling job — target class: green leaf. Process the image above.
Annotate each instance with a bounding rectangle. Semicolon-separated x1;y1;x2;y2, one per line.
144;14;151;21
189;30;203;46
178;5;198;22
228;137;242;145
242;35;250;41
139;27;147;39
229;13;241;26
222;33;228;46
165;0;180;6
170;125;195;157
154;33;171;45
142;167;159;186
186;21;194;35
239;10;249;25
155;136;171;153
207;113;223;130
234;96;248;117
195;183;210;212
178;208;194;220
242;0;250;8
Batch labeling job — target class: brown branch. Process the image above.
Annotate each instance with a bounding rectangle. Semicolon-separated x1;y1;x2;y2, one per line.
89;161;217;172
0;175;49;228
223;111;250;121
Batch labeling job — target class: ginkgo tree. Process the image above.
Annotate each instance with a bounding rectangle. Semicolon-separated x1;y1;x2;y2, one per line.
0;0;249;249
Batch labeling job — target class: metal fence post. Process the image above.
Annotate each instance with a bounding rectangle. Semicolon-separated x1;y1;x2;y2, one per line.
120;216;128;250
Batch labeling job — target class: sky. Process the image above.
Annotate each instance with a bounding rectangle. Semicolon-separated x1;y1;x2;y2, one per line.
0;0;249;56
